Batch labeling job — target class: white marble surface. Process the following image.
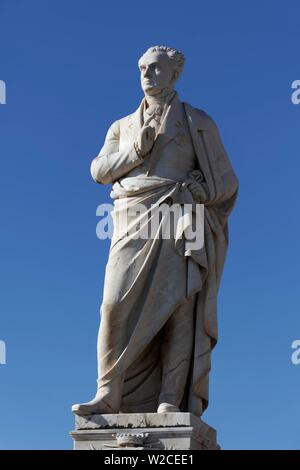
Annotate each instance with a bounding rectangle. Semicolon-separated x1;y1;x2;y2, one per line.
73;45;238;418
71;413;219;450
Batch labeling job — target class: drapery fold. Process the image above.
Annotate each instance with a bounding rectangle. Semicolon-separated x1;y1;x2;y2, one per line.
96;100;238;415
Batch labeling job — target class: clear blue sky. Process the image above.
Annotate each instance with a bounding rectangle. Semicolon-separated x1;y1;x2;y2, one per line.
0;0;300;450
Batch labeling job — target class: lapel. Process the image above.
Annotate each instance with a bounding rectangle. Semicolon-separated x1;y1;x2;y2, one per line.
150;92;184;154
127;93;183;139
126;93;185;174
127;92;184;141
126;103;143;142
183;102;217;200
146;92;184;174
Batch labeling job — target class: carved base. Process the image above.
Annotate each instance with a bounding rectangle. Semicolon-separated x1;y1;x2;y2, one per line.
70;413;220;450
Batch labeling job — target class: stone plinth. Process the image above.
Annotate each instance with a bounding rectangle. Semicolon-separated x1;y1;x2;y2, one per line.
70;413;220;450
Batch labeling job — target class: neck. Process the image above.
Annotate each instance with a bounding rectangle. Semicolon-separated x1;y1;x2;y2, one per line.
144;88;175;108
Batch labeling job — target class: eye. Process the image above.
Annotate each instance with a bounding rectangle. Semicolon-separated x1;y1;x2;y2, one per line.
155;66;161;72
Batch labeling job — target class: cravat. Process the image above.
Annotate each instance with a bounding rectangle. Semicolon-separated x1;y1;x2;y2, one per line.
143;103;164;135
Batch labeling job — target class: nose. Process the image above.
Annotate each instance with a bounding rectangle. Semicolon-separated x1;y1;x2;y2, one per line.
144;67;151;78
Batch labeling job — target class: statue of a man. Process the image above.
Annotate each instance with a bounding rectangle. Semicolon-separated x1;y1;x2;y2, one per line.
72;45;238;417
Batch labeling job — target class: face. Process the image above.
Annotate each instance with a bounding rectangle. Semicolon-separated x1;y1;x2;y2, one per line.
139;51;177;96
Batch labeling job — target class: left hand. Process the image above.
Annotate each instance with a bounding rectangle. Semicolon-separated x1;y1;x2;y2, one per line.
187;180;208;203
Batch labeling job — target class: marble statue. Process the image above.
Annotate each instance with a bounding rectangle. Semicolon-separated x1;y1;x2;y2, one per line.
72;45;238;417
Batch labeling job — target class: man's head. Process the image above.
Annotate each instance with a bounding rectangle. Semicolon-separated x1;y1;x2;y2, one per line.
138;46;185;96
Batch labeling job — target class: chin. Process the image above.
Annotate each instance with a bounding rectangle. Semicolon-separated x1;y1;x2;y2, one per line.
143;86;160;95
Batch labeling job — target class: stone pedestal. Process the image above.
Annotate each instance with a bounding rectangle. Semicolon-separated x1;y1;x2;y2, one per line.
70;413;220;450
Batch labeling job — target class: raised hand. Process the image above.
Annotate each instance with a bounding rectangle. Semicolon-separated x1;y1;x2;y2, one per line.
135;125;156;157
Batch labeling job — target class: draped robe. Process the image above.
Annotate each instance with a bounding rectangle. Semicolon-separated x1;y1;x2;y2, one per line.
91;93;238;416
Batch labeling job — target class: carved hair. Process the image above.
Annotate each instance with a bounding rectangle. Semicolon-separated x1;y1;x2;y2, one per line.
139;45;185;77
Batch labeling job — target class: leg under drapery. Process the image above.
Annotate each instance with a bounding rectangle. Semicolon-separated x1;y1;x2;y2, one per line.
158;296;195;411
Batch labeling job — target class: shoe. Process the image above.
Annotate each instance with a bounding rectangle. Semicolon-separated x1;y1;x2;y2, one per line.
157;402;180;413
72;393;116;415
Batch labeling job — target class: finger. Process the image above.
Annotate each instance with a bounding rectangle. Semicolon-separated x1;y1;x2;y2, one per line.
142;127;151;142
148;126;155;137
142;125;153;133
145;129;151;141
195;188;206;202
187;182;198;191
188;183;206;202
146;127;155;142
